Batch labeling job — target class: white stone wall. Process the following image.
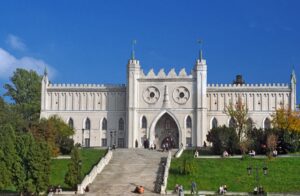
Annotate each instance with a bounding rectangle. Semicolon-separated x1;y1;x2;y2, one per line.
40;57;296;148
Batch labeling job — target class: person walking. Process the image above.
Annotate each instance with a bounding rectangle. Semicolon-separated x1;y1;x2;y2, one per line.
191;181;197;194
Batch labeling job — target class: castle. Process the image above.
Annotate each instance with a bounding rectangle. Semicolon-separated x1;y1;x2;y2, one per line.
40;51;297;148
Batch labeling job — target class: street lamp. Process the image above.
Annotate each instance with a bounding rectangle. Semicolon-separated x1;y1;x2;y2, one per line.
247;162;268;194
82;128;84;147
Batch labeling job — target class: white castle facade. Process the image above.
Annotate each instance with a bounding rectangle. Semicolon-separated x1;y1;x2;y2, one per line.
40;52;297;148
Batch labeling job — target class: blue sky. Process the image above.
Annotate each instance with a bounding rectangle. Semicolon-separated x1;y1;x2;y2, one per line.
0;0;299;103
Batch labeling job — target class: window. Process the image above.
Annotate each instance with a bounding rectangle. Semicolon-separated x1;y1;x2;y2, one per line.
119;118;124;131
142;116;147;129
85;118;91;130
85;138;90;147
102;139;107;147
102;118;107;130
264;118;271;129
246;118;253;132
68;118;74;129
229;117;236;128
212;118;218;129
186;116;192;129
186;137;192;147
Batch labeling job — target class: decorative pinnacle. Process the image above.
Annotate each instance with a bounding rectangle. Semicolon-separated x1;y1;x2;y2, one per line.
131;40;137;60
198;39;203;61
44;66;48;76
291;66;296;84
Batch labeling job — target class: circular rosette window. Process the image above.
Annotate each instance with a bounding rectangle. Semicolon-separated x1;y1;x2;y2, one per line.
143;86;160;104
173;86;190;104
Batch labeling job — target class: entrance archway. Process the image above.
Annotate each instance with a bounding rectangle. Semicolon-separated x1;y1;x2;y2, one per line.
154;113;179;148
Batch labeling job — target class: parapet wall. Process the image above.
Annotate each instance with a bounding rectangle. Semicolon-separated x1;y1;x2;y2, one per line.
140;68;193;79
207;83;289;88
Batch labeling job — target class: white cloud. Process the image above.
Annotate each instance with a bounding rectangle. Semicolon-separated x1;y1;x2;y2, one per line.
0;48;56;79
6;34;26;51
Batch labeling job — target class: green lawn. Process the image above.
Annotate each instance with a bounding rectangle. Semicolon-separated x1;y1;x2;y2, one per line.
50;148;107;189
167;151;300;193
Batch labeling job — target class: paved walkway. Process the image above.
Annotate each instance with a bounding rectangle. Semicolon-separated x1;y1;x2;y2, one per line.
86;149;169;195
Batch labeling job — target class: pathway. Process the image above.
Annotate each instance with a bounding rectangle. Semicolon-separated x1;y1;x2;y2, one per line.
86;148;169;195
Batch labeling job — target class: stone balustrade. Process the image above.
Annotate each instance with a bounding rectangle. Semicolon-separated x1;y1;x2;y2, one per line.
77;149;113;194
160;151;172;194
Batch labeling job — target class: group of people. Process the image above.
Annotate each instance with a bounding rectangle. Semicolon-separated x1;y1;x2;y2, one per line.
218;185;228;194
253;186;264;194
174;181;197;195
48;185;62;194
249;149;256;156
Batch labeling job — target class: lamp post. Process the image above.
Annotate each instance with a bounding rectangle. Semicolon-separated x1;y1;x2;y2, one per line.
247;162;268;194
82;128;84;147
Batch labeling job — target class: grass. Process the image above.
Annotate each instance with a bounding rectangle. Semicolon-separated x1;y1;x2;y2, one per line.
50;148;107;189
167;151;300;193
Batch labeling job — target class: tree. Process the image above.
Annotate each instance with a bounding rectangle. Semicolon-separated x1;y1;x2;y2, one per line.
14;133;51;195
30;115;74;156
224;95;249;141
65;146;82;189
207;126;239;155
266;133;278;154
0;124;18;190
271;107;300;133
4;68;42;122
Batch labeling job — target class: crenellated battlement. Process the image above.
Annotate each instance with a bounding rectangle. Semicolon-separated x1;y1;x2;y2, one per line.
207;83;290;88
48;83;126;88
140;68;192;79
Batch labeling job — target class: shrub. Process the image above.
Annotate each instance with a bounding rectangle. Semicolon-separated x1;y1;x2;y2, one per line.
207;126;239;155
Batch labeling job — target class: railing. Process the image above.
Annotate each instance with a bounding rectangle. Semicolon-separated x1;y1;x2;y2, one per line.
77;149;113;194
160;151;172;194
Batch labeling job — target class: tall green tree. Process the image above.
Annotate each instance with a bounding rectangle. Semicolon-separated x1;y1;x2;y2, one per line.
14;133;50;195
0;124;18;189
4;68;42;122
65;146;82;189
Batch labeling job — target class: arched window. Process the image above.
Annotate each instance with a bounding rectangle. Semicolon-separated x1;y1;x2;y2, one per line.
246;118;253;132
142;116;147;129
85;118;91;130
68;118;74;129
119;118;124;131
229;117;236;128
102;118;107;130
186;116;192;129
264;118;271;129
212;117;218;129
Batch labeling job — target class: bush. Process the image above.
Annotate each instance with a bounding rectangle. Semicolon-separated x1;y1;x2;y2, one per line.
180;158;195;175
59;137;74;155
207;126;239;155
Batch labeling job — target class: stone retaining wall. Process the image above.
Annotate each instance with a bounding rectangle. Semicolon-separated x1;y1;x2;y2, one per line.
160;151;172;194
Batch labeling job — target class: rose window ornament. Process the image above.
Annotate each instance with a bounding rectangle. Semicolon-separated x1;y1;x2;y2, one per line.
143;86;160;104
173;86;190;104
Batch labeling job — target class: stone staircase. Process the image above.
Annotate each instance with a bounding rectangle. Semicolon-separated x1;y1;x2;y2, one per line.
86;149;170;195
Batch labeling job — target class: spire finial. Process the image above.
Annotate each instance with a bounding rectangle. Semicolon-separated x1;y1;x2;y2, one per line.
291;65;296;84
198;39;203;61
131;40;137;60
44;66;48;76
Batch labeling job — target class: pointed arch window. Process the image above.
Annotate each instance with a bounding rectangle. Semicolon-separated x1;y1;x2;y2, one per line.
142;116;147;129
186;116;192;129
264;118;271;129
102;118;107;130
119;118;124;131
229;117;236;128
212;118;218;129
246;118;253;132
85;118;91;130
68;118;74;129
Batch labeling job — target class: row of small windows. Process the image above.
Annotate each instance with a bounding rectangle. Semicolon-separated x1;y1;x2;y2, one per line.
67;117;124;131
140;115;192;129
211;117;271;130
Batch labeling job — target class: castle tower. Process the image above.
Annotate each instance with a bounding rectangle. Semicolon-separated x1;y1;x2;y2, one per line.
194;49;208;147
290;69;297;110
126;45;140;148
41;67;49;112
